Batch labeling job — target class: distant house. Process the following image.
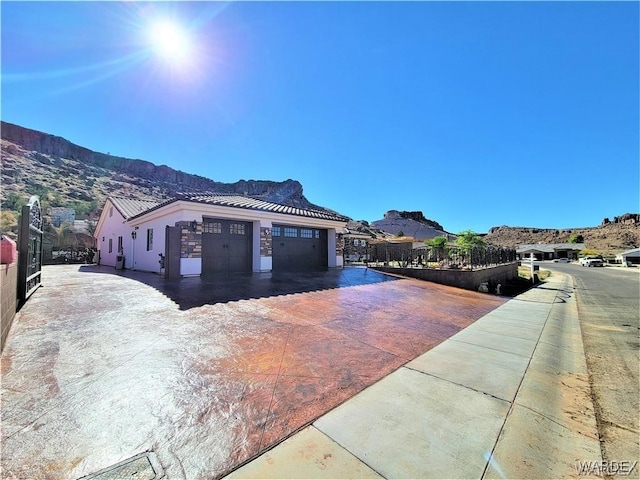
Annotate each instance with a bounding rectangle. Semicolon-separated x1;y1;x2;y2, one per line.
94;195;348;277
343;232;371;262
615;248;640;265
368;238;415;264
49;207;75;227
516;243;585;261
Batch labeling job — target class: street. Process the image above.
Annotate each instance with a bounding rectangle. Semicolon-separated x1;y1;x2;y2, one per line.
542;263;640;472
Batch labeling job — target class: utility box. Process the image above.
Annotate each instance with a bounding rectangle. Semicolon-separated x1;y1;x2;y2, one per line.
1;236;17;265
115;255;125;270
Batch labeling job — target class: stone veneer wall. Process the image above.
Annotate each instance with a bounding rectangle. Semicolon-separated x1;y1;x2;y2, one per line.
260;227;272;257
335;233;344;257
177;221;202;258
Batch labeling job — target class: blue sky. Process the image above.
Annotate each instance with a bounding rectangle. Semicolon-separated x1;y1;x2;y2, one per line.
2;1;638;233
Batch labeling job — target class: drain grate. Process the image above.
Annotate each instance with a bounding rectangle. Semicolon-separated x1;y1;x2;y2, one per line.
79;452;164;480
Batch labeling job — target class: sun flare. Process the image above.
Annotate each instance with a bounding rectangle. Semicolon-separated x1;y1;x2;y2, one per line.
147;19;192;64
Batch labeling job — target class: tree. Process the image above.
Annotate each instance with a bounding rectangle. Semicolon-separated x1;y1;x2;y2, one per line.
425;235;448;263
569;233;584;243
3;192;28;211
454;230;486;264
455;230;486;249
1;211;18;235
425;236;448;248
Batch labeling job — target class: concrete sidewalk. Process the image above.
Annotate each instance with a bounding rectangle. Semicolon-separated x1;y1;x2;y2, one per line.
225;273;602;479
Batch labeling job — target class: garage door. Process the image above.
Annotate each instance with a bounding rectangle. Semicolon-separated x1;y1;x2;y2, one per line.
272;225;328;271
202;218;253;276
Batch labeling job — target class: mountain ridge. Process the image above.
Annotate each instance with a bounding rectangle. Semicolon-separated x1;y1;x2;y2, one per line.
0;121;325;214
1;121;637;254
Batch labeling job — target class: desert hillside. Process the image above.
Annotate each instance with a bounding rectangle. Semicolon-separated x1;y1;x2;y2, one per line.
370;210;453;241
1;121;327;221
484;214;639;255
1;121;637;256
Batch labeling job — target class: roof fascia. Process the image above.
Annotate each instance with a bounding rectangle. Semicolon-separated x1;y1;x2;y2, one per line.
127;200;347;229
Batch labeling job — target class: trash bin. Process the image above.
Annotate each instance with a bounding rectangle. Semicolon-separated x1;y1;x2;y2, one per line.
115;254;125;270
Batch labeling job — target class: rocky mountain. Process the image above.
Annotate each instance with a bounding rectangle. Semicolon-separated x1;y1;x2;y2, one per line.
370;210;454;241
0;121;327;221
484;214;639;254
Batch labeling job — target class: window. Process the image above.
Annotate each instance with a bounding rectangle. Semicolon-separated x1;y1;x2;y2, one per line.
230;223;245;235
109;206;113;217
108;238;113;253
360;239;367;247
117;236;123;252
353;239;359;246
147;228;153;251
301;228;313;239
272;226;281;237
314;230;320;239
284;227;297;237
204;222;222;234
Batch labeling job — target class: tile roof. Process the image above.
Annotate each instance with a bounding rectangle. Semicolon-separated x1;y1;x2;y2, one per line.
109;197;161;220
127;194;349;223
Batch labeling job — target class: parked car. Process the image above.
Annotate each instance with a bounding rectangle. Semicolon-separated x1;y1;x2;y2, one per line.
579;256;601;266
582;258;604;267
553;258;571;263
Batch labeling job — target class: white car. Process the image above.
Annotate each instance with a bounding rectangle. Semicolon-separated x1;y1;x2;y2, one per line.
553;258;571;263
581;258;604;267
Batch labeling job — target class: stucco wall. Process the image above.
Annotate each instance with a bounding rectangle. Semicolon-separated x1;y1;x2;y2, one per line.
371;263;518;292
96;203;128;268
1;262;18;352
131;212;195;273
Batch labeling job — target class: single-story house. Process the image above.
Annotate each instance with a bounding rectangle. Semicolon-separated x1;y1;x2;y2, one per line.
342;231;372;262
615;247;640;265
94;195;349;278
516;243;585;261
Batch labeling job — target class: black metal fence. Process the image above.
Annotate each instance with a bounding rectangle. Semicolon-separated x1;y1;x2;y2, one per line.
368;243;516;270
17;196;43;304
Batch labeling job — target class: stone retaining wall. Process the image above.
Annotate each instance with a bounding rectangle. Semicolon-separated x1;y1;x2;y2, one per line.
371;263;518;292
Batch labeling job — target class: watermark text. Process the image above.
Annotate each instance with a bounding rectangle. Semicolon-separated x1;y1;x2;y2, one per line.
575;460;638;477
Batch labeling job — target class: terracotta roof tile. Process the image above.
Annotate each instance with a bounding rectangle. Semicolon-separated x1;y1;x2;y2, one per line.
126;194;349;223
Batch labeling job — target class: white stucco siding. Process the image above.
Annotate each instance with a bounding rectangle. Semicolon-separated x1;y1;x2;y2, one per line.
94;200;130;268
180;258;201;276
110;201;348;275
130;212;195;273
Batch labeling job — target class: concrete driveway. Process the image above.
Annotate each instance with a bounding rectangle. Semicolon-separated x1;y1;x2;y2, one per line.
1;265;505;479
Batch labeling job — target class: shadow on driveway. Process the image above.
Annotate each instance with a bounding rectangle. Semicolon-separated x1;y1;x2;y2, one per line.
78;265;399;310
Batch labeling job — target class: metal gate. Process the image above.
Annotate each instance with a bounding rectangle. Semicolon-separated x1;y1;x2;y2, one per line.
18;196;44;305
164;226;181;279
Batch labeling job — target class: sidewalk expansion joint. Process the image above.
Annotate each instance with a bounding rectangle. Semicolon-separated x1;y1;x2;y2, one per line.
449;338;531;359
402;366;513;404
515;402;598;440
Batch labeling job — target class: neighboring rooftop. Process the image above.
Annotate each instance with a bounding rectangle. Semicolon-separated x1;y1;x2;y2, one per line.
516;243;586;253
